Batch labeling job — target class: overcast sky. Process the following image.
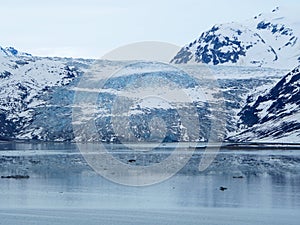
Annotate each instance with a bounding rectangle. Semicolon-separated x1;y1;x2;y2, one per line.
0;0;298;58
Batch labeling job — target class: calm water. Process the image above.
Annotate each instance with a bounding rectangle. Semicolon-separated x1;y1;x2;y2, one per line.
0;142;300;224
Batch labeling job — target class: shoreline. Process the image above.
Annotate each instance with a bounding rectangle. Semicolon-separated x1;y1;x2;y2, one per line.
1;140;300;150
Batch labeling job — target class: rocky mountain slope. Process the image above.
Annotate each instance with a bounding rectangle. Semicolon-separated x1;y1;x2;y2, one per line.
232;65;300;142
0;48;93;140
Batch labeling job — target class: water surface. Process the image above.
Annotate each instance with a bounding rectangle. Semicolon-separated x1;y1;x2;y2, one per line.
0;142;300;224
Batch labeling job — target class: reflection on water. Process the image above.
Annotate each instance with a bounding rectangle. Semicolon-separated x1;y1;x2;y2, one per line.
0;142;300;210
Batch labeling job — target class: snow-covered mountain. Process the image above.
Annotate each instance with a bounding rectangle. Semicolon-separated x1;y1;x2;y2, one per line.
171;7;300;69
232;65;300;142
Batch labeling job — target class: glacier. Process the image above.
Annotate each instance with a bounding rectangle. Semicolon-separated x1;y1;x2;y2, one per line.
0;48;288;142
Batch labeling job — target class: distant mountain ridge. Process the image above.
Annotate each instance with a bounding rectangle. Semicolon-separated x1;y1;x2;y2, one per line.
171;7;300;69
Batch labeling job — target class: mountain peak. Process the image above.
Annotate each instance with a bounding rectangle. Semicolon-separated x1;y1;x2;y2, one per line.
254;6;282;20
0;46;32;57
171;7;300;69
272;6;280;13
